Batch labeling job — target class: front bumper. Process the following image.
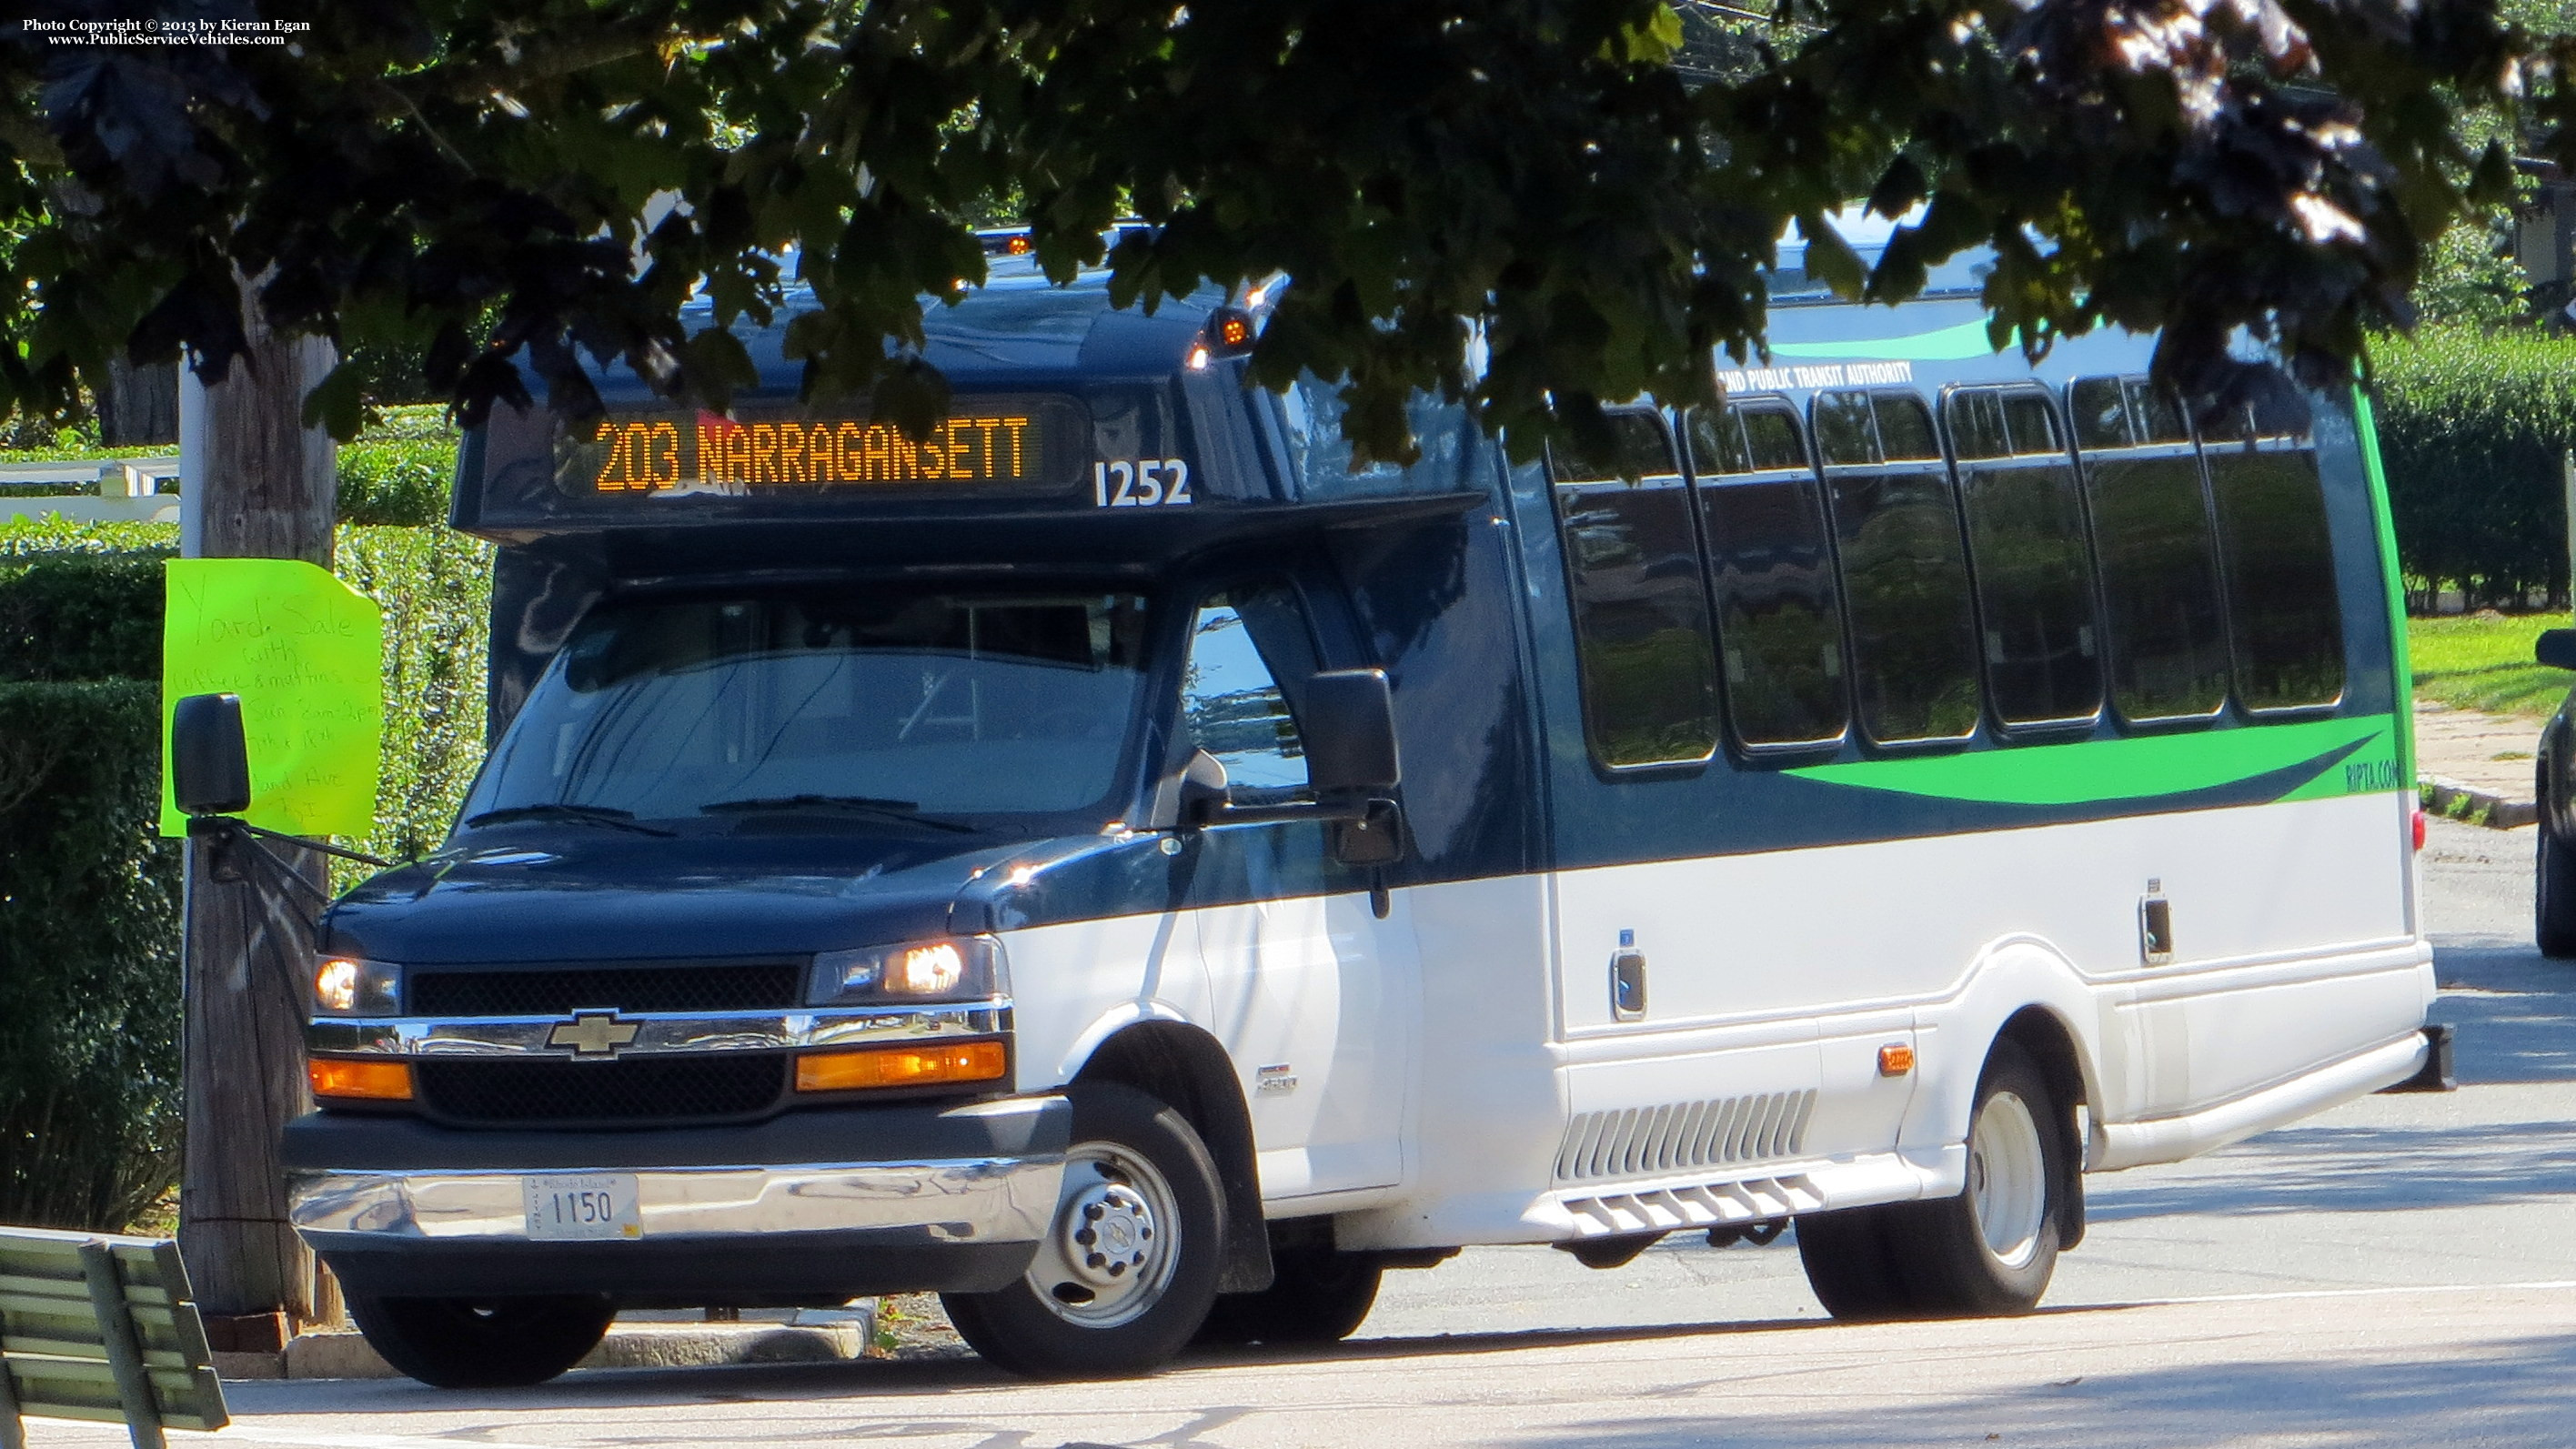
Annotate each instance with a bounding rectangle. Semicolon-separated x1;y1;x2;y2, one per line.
284;1094;1069;1304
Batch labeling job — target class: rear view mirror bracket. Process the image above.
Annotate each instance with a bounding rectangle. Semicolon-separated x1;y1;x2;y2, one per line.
170;693;397;892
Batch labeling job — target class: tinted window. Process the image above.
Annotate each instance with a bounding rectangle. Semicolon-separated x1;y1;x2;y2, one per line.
1553;414;1723;767
1816;391;1980;743
1688;404;1847;748
1183;589;1312;794
2202;397;2344;710
1281;377;1480;499
2073;375;2230;721
1948;387;2104;725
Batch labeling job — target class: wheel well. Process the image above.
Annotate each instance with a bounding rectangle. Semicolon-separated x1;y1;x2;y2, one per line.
1994;1006;2088;1250
1073;1021;1273;1293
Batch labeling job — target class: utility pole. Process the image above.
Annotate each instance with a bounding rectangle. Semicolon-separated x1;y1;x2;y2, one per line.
175;287;338;1349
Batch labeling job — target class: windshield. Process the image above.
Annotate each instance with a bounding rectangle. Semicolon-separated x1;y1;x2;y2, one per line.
462;589;1153;830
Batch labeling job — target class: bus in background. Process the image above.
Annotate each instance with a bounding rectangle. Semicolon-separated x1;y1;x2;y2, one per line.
247;224;2434;1385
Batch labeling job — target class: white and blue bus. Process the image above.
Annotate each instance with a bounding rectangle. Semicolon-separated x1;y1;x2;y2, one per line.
272;230;2434;1385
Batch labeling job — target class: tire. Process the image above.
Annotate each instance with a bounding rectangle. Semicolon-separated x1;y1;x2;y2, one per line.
942;1082;1226;1378
2538;824;2576;959
1194;1246;1382;1347
344;1292;614;1389
1796;1041;2065;1321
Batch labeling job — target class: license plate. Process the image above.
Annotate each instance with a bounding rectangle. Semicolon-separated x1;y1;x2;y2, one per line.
522;1173;642;1241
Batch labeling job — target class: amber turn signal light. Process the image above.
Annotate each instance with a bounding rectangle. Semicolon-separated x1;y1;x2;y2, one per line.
1877;1043;1915;1077
796;1041;1008;1093
309;1058;413;1101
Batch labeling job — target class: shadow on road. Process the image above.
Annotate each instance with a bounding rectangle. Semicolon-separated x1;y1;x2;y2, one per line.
2084;1118;2576;1220
216;1315;1851;1416
2436;932;2576;1084
1509;1328;2576;1449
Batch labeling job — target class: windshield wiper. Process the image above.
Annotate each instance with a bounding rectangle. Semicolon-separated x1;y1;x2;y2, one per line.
463;802;678;837
699;794;979;833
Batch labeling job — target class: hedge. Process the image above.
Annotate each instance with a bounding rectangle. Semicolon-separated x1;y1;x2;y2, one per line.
2370;325;2576;609
338;438;457;528
0;680;186;1230
0;517;491;1229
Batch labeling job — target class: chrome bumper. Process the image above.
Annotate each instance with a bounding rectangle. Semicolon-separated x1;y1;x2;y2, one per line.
289;1154;1064;1247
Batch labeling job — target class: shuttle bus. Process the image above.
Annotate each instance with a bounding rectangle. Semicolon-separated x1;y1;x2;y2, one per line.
271;233;2434;1385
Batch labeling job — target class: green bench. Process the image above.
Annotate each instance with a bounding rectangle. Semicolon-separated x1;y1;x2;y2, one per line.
0;1225;229;1449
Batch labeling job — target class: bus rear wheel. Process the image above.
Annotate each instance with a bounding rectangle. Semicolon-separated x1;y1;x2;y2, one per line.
941;1082;1225;1379
1195;1246;1383;1347
344;1292;614;1389
1796;1041;2065;1321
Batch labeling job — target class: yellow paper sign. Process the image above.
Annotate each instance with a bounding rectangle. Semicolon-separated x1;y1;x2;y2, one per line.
159;558;384;838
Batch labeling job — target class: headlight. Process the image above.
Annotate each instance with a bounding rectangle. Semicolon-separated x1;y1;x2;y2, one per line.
311;958;402;1016
808;937;1005;1006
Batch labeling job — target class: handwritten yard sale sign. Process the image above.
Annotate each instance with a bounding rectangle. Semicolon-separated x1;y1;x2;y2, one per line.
158;558;383;838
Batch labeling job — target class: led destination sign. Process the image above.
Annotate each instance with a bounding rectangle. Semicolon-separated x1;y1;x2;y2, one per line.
556;395;1082;499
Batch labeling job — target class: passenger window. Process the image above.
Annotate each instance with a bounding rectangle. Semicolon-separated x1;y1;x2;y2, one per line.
1686;402;1849;749
1947;387;2104;727
2070;375;2231;722
2200;392;2345;710
1551;413;1723;768
1182;588;1313;794
1814;389;1981;744
1279;377;1480;500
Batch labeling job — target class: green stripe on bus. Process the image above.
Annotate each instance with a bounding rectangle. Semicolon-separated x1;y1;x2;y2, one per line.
1767;317;2001;363
2350;381;2414;791
1786;715;2397;806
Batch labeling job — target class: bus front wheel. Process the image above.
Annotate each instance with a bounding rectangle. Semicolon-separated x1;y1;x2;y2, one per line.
1796;1040;2064;1321
942;1082;1225;1378
344;1292;615;1388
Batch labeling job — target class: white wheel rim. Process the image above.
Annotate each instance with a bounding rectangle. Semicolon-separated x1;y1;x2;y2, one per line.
1967;1089;2048;1270
1023;1141;1182;1328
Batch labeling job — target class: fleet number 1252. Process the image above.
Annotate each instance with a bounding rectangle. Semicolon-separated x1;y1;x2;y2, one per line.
1094;458;1192;508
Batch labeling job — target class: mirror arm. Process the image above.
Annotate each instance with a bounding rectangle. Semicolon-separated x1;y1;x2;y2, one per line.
186;815;397;869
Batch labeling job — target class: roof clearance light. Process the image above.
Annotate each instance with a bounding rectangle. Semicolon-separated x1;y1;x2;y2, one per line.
1205;307;1256;356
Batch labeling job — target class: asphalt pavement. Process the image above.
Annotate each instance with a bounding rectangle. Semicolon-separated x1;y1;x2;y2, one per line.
33;816;2576;1448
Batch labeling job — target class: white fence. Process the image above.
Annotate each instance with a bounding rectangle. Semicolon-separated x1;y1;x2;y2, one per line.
0;458;182;525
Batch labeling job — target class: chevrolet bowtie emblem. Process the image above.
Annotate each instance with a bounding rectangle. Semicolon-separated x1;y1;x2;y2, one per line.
548;1010;640;1056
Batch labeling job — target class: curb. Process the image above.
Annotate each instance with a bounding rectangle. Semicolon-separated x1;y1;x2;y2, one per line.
214;1313;873;1382
2420;776;2540;831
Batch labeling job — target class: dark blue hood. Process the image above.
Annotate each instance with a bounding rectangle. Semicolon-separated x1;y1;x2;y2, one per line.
321;824;1043;964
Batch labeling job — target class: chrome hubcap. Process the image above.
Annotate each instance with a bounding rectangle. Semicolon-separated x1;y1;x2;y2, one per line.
1967;1089;2048;1270
1025;1142;1180;1327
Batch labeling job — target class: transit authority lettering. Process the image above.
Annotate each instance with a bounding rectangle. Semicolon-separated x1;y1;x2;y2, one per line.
591;413;1031;492
1716;360;1915;392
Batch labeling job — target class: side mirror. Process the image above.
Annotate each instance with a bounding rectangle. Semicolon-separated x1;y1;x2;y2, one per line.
2540;630;2576;670
171;692;251;817
1303;669;1400;795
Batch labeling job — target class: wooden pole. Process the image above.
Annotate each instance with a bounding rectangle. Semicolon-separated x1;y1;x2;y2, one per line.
2563;448;2574;614
174;286;337;1333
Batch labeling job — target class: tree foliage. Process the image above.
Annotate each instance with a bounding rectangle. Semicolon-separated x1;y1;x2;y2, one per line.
0;0;2565;459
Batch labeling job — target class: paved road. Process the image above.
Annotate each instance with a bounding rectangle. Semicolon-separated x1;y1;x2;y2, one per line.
37;819;2576;1448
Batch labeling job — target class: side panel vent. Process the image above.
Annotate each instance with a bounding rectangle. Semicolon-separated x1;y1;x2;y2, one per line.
1553;1090;1817;1183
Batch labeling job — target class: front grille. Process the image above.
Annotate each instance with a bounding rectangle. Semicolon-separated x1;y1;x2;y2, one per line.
408;962;803;1017
415;1055;790;1127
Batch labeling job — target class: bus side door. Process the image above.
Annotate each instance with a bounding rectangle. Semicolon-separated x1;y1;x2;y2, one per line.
1181;584;1413;1201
